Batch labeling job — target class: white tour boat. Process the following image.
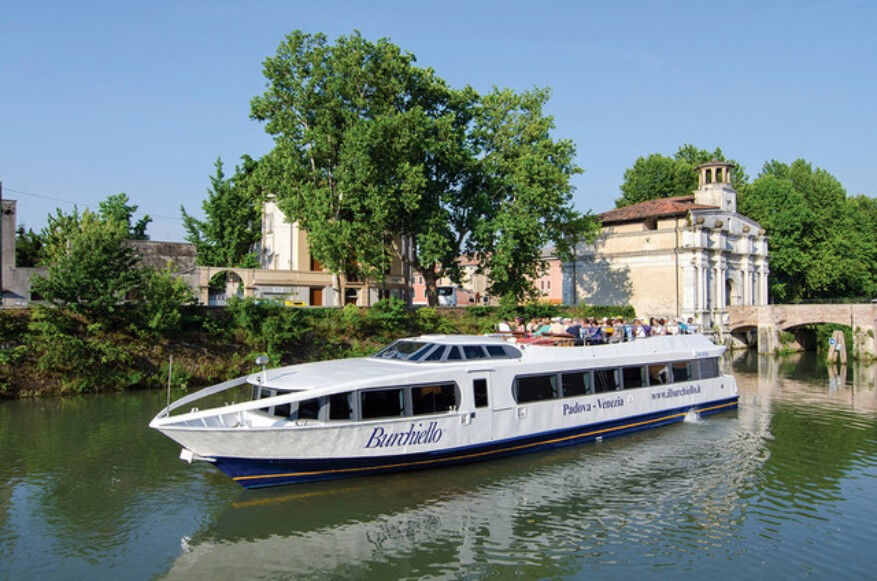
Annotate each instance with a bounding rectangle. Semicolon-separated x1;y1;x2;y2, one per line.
150;334;738;489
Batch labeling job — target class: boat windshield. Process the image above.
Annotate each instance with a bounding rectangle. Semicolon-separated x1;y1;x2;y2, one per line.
372;341;432;361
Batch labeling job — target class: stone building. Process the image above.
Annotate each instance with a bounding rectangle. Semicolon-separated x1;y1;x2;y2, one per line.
1;199;45;307
563;162;769;331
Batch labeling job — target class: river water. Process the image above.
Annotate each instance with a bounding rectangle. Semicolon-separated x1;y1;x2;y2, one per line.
1;351;875;580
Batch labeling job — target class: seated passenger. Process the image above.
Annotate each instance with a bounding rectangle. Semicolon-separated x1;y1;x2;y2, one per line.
513;316;526;333
608;318;624;343
549;317;567;336
586;320;604;345
633;319;646;339
497;319;513;333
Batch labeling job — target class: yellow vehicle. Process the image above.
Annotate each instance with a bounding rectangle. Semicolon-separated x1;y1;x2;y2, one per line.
283;299;307;307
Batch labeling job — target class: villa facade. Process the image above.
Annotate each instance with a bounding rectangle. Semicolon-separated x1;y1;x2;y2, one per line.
563;162;769;330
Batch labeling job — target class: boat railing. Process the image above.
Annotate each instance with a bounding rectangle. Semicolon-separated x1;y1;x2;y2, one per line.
153;375;252;421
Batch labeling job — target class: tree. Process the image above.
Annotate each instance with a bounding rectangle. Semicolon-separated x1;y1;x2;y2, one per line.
738;175;815;302
251;30;596;305
181;157;262;268
616;145;746;207
739;159;877;301
14;225;43;267
472;87;596;302
31;209;142;320
98;192;151;240
251;31;477;304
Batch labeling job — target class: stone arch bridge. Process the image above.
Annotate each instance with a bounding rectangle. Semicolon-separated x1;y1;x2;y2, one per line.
728;304;877;357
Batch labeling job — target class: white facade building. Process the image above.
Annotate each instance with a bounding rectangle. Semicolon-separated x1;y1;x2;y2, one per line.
564;162;769;331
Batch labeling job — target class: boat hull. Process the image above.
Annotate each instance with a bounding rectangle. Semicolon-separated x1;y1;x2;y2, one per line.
214;397;738;489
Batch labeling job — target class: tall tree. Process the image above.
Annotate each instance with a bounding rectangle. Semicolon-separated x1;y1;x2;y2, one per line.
739;159;877;301
616;145;746;207
251;30;476;304
98;192;151;240
251;30;596;305
181;157;262;268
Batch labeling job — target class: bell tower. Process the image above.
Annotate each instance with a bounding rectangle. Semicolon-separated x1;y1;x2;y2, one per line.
694;161;736;212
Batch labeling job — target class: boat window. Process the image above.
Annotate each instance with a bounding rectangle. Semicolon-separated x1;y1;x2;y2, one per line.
411;383;457;415
473;379;489;408
561;372;591;397
514;374;559;403
502;345;522;358
297;398;321;420
424;346;447;361
329;392;354;420
273;403;291;417
446;346;463;360
409;344;436;361
671;361;692;382
485;345;507;358
648;364;672;385
361;388;405;419
373;341;429;361
463;345;488;359
594;368;620;393
622;366;646;389
696;358;720;379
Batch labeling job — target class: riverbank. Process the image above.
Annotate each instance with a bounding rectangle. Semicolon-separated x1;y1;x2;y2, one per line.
0;299;634;399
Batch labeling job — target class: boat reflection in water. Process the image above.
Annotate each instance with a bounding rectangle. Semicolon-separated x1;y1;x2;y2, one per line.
159;351;876;579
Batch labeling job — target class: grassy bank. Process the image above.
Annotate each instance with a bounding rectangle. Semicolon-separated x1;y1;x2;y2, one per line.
0;299;634;399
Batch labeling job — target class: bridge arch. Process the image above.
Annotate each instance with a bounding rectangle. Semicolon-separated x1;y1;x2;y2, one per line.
728;304;876;357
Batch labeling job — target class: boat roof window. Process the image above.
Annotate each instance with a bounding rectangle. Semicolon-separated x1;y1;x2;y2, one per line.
372;340;522;362
373;341;432;361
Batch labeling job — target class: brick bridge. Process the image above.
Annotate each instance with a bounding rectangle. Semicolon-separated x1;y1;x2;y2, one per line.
728;303;877;357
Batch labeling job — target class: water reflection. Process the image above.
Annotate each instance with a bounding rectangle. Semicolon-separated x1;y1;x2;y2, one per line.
1;353;875;579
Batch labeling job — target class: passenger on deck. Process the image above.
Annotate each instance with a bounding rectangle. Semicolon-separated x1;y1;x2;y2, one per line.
633;319;646;339
608;318;624;343
549;317;567;336
585;319;604;345
513;316;525;333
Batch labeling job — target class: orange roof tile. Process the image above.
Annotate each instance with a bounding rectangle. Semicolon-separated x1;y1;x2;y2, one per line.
599;195;716;225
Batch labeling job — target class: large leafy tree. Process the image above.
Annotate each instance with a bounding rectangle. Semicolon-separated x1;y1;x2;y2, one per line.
251;30;595;305
616;145;746;207
739;159;877;301
98;192;151;240
251;31;463;303
181;157;262;268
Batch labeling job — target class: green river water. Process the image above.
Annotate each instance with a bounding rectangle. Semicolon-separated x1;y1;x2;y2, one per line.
1;351;875;580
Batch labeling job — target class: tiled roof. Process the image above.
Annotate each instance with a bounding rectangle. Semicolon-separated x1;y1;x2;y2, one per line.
599;195;717;225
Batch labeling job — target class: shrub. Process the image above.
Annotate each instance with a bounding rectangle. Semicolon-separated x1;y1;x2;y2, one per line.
364;297;409;335
414;307;457;335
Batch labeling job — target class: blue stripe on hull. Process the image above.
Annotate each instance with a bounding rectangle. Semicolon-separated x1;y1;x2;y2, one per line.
214;397;738;489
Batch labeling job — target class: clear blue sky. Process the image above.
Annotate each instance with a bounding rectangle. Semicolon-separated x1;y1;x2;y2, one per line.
2;0;875;241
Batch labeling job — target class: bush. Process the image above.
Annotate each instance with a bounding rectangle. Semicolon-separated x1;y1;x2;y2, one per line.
414;307;457;335
132;267;196;337
364;297;409;335
27;307;136;393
